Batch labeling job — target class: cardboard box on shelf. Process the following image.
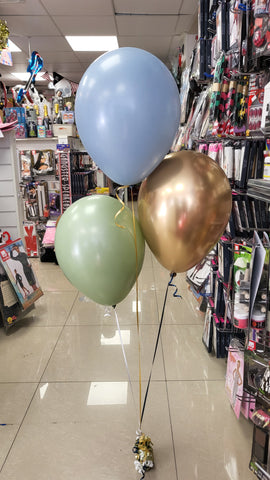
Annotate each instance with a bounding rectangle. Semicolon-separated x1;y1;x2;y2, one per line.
53;124;76;137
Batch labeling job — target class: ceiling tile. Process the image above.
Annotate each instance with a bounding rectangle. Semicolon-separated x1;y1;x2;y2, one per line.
41;0;114;15
118;36;172;59
22;36;72;52
6;51;28;63
53;15;117;35
116;15;178;36
175;15;195;33
6;63;29;72
4;16;61;37
73;52;105;63
39;51;80;63
114;0;183;14
43;62;84;73
9;36;29;55
0;0;47;15
180;0;199;15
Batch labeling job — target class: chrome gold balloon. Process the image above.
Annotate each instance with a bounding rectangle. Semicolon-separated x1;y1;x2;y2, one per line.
138;151;232;273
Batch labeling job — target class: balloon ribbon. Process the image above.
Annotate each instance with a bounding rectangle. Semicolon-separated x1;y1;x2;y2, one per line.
114;185;129;229
140;273;181;425
130;187;142;428
113;186;142;427
168;272;182;298
113;307;139;424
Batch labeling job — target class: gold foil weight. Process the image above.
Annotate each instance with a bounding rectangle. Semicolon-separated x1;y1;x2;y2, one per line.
133;431;154;479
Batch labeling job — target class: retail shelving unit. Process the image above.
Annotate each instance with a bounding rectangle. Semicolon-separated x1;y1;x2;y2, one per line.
0;130;23;241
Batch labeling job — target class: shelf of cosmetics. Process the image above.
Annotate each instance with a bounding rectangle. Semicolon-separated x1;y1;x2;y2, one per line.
175;60;270;150
3;98;75;139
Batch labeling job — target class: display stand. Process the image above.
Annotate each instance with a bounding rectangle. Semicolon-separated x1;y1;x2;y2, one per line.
177;0;270;476
0;130;24;241
0;230;43;330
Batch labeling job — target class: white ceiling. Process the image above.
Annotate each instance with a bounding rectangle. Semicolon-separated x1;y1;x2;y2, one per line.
0;0;198;91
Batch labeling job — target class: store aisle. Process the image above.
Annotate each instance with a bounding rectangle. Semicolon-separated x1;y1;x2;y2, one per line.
0;246;254;480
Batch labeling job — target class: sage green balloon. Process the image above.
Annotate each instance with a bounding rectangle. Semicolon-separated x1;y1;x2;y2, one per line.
55;195;145;306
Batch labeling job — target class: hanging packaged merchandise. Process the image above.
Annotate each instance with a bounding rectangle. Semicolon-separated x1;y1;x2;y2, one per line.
261;81;270;131
263;139;270;179
199;88;212;138
233;243;252;328
19;150;32;180
225;338;245;418
179;67;191;124
190;90;209;140
208;142;222;163
32;149;54;175
181;99;197;148
218;78;229;121
229;1;243;52
209;51;226;125
211;34;218;69
198;143;208;154
224;78;238;134
253;14;270;58
199;38;206;80
217;78;229;134
235;76;249;132
247;72;270;132
254;0;270;16
222;141;234;180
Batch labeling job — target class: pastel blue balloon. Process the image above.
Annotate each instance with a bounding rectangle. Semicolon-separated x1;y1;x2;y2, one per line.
75;47;180;186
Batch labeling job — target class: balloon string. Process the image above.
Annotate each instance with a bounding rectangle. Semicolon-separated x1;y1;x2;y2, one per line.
168;273;182;298
113;306;140;425
131;187;142;429
140;274;173;426
114;185;129;229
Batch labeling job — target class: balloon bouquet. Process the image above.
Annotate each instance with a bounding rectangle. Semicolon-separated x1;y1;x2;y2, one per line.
55;47;232;479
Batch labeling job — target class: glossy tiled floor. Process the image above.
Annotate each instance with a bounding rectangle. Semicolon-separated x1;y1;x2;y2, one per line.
0;247;255;479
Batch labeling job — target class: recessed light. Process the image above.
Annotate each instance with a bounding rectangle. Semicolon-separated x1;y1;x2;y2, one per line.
8;40;21;52
66;36;119;52
11;72;46;81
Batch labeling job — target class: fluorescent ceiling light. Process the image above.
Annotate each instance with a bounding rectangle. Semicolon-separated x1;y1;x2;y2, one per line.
11;72;46;81
66;36;118;52
8;40;21;52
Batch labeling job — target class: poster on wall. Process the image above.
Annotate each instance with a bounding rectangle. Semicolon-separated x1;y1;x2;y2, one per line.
0;238;43;310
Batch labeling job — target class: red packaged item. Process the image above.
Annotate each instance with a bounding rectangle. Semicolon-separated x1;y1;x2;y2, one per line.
253;15;270;57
